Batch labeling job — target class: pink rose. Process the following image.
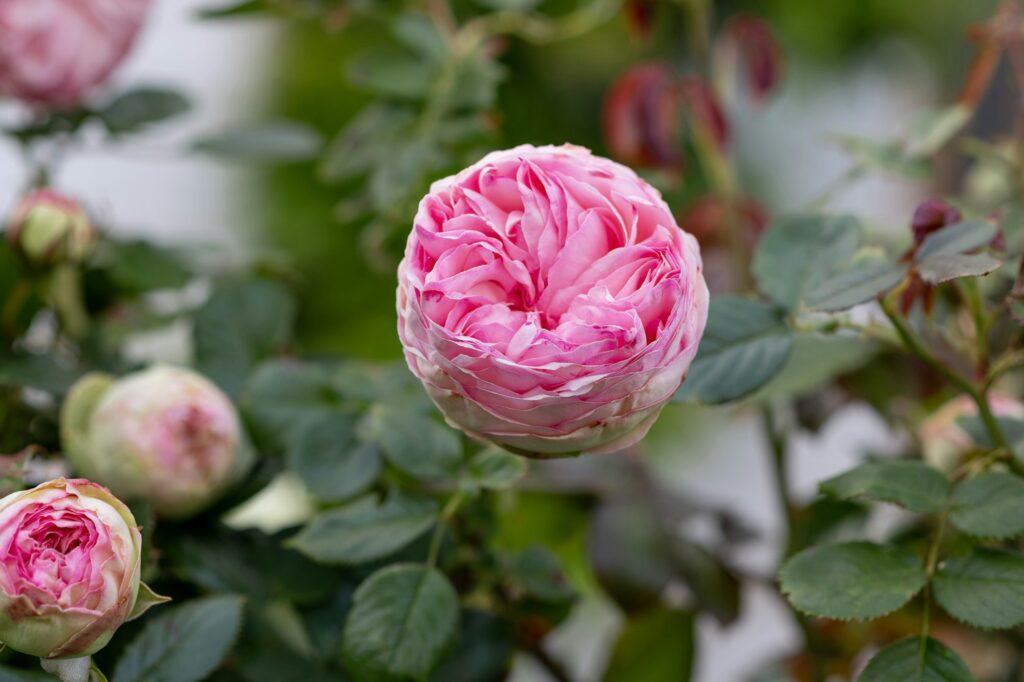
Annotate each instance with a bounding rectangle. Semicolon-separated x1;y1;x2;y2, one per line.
397;144;709;457
920;394;1024;472
0;0;152;108
61;366;242;519
0;478;143;658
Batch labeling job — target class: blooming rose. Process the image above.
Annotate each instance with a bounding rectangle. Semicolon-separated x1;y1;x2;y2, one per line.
920;394;1024;472
62;366;241;518
7;189;96;268
397;144;709;457
0;478;142;658
0;0;152;108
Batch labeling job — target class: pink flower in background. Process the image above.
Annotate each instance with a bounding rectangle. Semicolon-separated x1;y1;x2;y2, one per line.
0;0;152;108
62;366;242;519
7;188;95;267
0;478;142;658
397;144;709;457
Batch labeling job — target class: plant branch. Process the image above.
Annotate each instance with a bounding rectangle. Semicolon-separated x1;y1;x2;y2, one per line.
426;490;464;568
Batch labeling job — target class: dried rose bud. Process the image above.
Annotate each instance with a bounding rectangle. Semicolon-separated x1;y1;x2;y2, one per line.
61;366;241;519
603;62;684;171
7;189;96;268
679;76;730;151
911;198;962;246
716;14;783;102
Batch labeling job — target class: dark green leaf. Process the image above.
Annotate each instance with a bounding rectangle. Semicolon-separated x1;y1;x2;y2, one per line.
240;360;341;451
193;121;323;162
819;460;951;514
949;472;1024;539
100;240;192;294
506;547;576;603
915;220;996;262
917;253;1001;284
806;262;906;312
858;637;973;682
465;447;526;490
674;297;793;404
603;607;694;682
780;542;926;620
0;667;52;681
934;549;1024;629
0;353;83;395
288;412;381;502
360;405;461;479
429;610;515;682
194;277;296;396
98;87;191;133
342;565;458;682
112;595;245;682
753;214;863;310
289;492;438;565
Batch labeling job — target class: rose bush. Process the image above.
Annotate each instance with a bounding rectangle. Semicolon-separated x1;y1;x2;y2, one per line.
0;0;152;107
0;478;143;659
397;144;709;457
6;189;95;268
61;366;242;519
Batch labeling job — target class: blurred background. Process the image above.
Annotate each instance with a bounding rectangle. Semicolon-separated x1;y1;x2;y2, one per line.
0;0;1006;679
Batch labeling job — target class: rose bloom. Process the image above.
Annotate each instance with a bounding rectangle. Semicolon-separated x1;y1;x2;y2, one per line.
0;478;141;659
920;394;1024;472
0;0;152;108
397;144;709;457
7;189;96;268
62;366;241;519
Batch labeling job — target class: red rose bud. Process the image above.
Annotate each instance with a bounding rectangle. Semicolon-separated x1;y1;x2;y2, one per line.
6;189;96;268
679;76;730;151
717;15;783;102
911;198;962;246
603;63;683;171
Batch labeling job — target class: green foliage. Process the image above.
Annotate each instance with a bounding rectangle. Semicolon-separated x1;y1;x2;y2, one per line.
97;87;191;134
819;460;951;514
933;549;1024;629
342;565;459;682
112;595;245;682
857;637;973;682
193;121;323;163
287;412;382;502
358;405;462;479
603;607;695;682
914;220;1001;284
949;472;1024;539
779;542;927;620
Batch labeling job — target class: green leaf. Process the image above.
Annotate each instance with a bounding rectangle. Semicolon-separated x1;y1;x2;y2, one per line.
0;352;83;395
112;595;245;682
97;87;190;133
806;262;906;312
360;405;462;479
193;120;322;162
904;104;971;158
464;447;526;490
288;412;382;502
320;104;414;183
955;415;1024;453
603;607;694;682
819;460;951;514
347;48;436;100
753;214;863;310
833;135;929;179
392;13;446;63
934;549;1024;629
194;277;297;396
100;240;193;294
240;360;341;451
915;219;996;262
949;472;1024;538
779;542;926;620
506;547;576;603
342;565;459;682
858;637;973;682
917;253;1001;284
0;666;51;681
429;610;515;682
289;492;438;565
674;297;793;404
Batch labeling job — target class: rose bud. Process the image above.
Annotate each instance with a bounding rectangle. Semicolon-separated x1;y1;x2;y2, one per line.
7;189;96;268
0;478;165;659
679;76;730;152
61;366;241;519
397;144;709;457
603;63;684;171
0;0;152;108
911;198;962;247
716;15;783;103
920;394;1024;472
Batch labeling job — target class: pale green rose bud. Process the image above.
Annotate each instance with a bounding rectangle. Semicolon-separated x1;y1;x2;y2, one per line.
61;366;242;519
6;190;96;268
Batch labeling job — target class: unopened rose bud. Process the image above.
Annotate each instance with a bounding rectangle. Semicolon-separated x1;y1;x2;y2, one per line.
603;62;684;171
920;394;1024;472
0;478;161;659
7;190;96;268
911;199;962;246
61;366;241;519
679;76;730;151
716;15;783;103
